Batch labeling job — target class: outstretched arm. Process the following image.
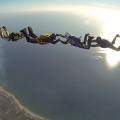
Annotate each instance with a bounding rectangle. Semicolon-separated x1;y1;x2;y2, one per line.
59;40;68;44
91;40;97;42
13;33;25;41
18;35;24;40
16;33;24;40
56;34;66;38
59;38;70;44
89;40;100;47
91;44;100;47
50;38;61;44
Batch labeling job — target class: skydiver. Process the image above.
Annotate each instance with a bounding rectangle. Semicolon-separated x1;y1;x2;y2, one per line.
59;32;94;49
20;27;61;44
0;26;24;41
91;34;120;51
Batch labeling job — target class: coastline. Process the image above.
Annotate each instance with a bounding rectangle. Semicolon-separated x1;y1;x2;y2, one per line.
0;87;48;120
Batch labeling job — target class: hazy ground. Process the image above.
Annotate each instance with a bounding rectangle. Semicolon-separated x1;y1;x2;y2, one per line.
1;11;120;120
0;87;47;120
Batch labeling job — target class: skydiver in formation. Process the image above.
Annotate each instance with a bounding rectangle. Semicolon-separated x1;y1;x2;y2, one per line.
20;27;62;44
59;32;94;49
1;26;120;52
91;34;120;51
0;26;24;41
20;27;93;49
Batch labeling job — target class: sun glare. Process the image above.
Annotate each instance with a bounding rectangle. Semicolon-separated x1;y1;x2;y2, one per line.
105;49;120;68
101;21;120;68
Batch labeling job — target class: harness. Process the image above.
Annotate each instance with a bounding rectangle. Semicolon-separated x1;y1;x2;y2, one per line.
10;32;24;41
35;34;51;44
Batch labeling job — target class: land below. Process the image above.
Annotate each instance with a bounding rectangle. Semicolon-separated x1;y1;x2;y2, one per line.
0;87;48;120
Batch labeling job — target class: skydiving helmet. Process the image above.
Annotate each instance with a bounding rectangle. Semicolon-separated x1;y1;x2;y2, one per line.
65;32;71;38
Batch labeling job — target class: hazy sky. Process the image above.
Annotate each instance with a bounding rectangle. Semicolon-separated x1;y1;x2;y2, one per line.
1;0;120;13
1;0;120;6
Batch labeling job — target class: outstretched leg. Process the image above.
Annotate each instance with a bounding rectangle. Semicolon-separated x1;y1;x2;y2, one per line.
87;36;94;49
108;44;120;51
2;26;10;37
20;28;38;43
0;28;5;38
82;33;90;44
28;27;37;38
82;36;94;49
111;34;120;44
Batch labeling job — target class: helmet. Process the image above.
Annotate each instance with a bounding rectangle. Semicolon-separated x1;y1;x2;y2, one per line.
96;37;101;44
50;33;56;40
96;37;101;42
65;32;71;38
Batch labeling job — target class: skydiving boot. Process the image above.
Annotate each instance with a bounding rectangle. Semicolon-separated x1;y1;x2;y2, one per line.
116;34;120;37
87;36;94;49
2;26;10;37
28;27;33;33
28;27;37;38
20;28;32;41
83;33;90;44
0;28;4;38
111;34;120;44
20;28;27;35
